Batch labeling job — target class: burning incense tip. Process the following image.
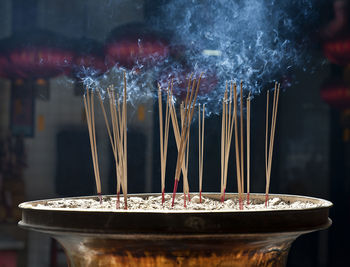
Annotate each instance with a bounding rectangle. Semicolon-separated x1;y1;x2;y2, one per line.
172;179;179;207
239;197;243;210
116;192;120;209
220;189;226;203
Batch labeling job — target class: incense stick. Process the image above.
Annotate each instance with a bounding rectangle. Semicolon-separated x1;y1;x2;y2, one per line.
107;89;125;209
265;83;280;207
171;99;191;207
240;82;244;202
198;104;205;203
158;83;171;205
220;96;225;201
233;84;243;209
98;75;128;209
221;86;228;202
219;83;235;202
246;93;251;205
83;89;102;203
122;73;128;209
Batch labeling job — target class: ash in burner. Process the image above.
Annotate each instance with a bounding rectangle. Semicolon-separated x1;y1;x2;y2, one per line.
29;194;324;212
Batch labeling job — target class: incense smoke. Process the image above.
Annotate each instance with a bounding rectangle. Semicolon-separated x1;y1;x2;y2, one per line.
81;0;321;115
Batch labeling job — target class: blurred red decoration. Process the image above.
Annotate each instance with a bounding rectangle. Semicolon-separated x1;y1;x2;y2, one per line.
105;23;169;69
8;47;73;79
321;0;348;40
0;30;74;80
321;0;350;66
321;81;350;109
323;37;350;66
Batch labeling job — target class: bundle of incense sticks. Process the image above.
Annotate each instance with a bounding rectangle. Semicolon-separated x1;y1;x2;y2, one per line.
98;74;128;209
198;104;205;203
167;79;192;207
84;74;281;210
220;82;235;202
265;82;280;207
157;83;171;205
170;75;202;207
83;88;102;203
219;82;252;208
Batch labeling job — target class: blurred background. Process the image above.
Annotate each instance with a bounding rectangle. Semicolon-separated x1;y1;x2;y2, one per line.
0;0;349;266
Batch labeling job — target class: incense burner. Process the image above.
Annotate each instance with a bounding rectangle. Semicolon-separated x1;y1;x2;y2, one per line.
19;193;332;267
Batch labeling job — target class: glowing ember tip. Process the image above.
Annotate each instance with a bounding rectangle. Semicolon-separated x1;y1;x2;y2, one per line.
171;179;179;207
265;194;269;207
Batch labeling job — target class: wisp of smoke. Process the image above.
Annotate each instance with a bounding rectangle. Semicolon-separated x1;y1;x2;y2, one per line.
82;0;320;115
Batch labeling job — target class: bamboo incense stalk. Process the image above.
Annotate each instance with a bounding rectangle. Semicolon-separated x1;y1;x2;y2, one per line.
116;93;127;209
88;90;101;199
233;84;243;210
221;85;228;202
265;90;269;204
107;89;124;209
224;83;235;199
98;88;115;154
185;112;191;203
91;89;102;200
111;91;122;208
180;102;191;207
99;75;128;210
171;75;202;207
220;98;225;200
158;86;164;204
265;83;280;207
240;82;244;203
83;89;102;203
168;96;190;206
246;93;251;205
122;73;128;209
220;82;235;202
180;103;187;204
158;84;171;205
198;104;205;203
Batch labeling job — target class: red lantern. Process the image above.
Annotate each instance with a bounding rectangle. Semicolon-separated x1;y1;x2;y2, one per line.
321;81;350;109
8;47;73;79
323;37;350;66
105;23;169;69
321;0;350;66
0;30;74;80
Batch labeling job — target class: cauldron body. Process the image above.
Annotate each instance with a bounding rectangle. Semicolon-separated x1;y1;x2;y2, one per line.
19;193;332;267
